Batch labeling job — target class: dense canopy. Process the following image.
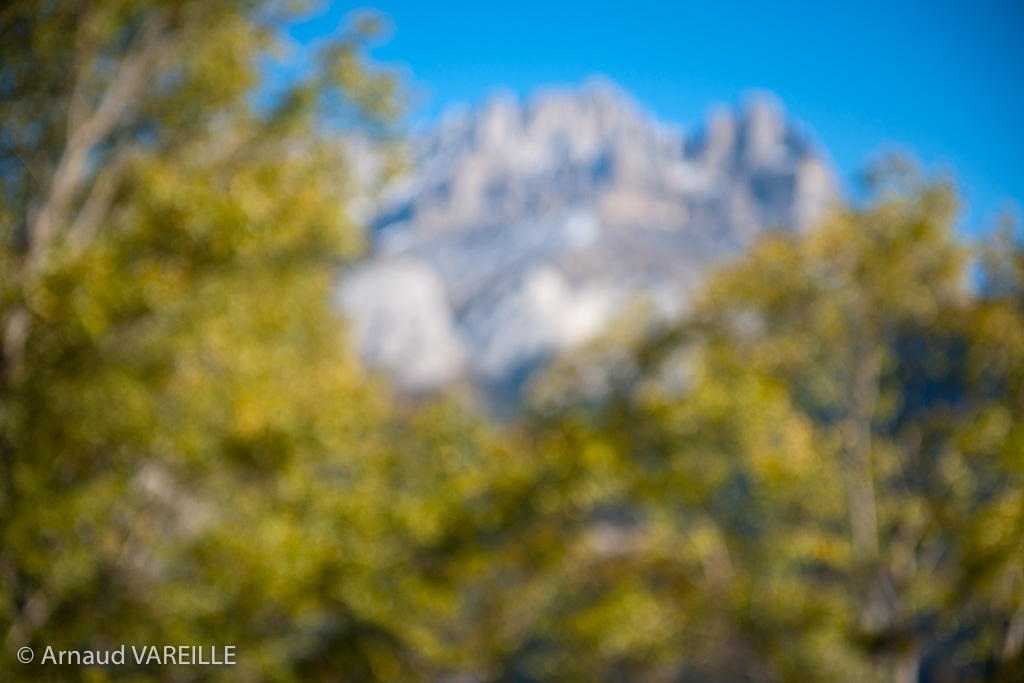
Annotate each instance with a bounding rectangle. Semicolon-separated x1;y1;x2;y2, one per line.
1;2;1022;681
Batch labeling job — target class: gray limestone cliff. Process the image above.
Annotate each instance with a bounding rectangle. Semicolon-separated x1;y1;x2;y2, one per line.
340;80;838;404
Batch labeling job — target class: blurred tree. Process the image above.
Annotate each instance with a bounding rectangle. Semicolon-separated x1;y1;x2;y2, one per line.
3;3;1021;681
527;167;1024;682
0;1;475;680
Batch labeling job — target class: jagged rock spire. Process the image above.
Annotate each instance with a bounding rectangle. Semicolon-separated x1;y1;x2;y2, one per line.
343;82;838;403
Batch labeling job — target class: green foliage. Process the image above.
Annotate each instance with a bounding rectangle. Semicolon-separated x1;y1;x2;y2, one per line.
529;169;1024;682
2;2;1022;681
0;1;427;680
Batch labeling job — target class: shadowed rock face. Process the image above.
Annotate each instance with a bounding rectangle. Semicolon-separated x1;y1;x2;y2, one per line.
341;80;838;403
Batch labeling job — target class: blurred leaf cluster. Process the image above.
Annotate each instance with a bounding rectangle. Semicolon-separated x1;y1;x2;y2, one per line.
530;170;1024;682
1;2;1022;682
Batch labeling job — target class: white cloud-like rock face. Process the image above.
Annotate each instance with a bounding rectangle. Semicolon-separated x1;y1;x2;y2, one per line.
341;80;838;403
340;258;466;392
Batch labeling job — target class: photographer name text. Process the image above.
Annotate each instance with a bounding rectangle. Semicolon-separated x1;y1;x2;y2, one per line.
34;645;235;666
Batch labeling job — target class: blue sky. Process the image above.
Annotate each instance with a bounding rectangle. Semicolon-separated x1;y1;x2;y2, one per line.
291;0;1023;235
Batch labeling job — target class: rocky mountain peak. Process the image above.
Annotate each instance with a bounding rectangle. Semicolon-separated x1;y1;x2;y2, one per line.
342;82;838;406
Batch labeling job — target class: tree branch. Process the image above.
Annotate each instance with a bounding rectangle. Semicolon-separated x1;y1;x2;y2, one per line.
845;340;882;565
27;11;170;267
1;307;29;387
65;148;130;256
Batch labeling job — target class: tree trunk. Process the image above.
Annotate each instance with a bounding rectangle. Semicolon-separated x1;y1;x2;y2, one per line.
844;341;882;565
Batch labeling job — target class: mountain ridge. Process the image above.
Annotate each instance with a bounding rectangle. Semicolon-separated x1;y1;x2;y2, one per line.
341;80;839;404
